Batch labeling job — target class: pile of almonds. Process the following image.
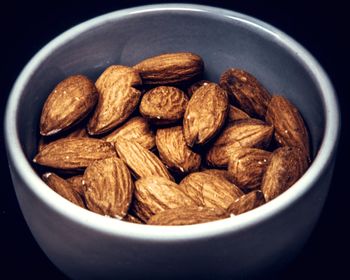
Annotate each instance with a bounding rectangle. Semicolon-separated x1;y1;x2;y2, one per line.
33;52;310;226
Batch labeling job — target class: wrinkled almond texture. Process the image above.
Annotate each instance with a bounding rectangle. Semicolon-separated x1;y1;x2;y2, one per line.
133;52;204;85
42;172;85;207
220;69;271;118
33;138;116;170
206;119;273;167
228;190;265;215
156;126;201;173
139;86;188;124
115;138;173;181
133;176;198;222
179;172;243;210
123;213;144;224
104;116;155;150
88;65;142;135
261;147;309;202
183;83;228;146
84;157;133;218
201;169;237;185
40;75;98;136
148;206;229;225
228;105;250;122
265;95;310;159
227;148;271;190
187;80;210;97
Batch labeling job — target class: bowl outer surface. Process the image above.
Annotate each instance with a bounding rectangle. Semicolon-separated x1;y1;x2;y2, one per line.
4;4;340;279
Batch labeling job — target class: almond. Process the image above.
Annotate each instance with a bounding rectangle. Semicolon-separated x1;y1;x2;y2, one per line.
123;213;144;224
40;75;98;136
115;138;173;181
66;175;85;196
201;169;237;185
261;147;309;202
156;126;201;174
228;105;250;122
265;95;310;159
104;116;155;150
206;119;273;167
139;86;188;124
87;65;142;135
179;172;243;210
133;52;204;85
227;148;271;190
133;176;198;222
187;80;210;97
147;206;229;225
183;82;228;147
83;156;133;218
227;190;265;215
33;138;116;170
220;69;271;118
42;172;85;207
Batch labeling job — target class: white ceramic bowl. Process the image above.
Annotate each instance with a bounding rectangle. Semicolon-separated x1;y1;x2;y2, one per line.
4;4;340;279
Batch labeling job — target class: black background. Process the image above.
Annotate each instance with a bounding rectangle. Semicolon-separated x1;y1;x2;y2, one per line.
1;1;348;279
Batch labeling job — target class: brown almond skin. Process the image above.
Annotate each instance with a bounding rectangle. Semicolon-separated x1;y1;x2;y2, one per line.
156;126;201;174
227;148;271;190
133;176;199;222
206;119;274;167
220;69;271;118
148;206;229;226
33;138;116;170
201;169;237;185
42;172;85;208
228;190;265;215
133;52;204;85
88;65;142;135
139;86;188;124
187;80;211;97
115;138;174;181
179;172;244;210
38;123;89;152
265;95;310;159
66;175;85;196
83;156;134;218
123;213;144;224
183;82;229;147
40;75;98;136
228;105;250;122
104;116;155;150
261;147;309;202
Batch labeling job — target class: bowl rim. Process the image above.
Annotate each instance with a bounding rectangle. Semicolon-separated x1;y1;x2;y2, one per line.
4;3;340;241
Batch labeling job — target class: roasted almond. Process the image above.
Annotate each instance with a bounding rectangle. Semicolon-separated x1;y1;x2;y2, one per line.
220;68;271;118
187;80;210;97
33;138;116;170
179;172;243;210
206;119;273;167
227;190;265;215
227;148;271;190
87;65;142;135
201;169;237;185
104;116;155;150
40;75;98;136
228;105;250;122
265;95;310;159
42;172;85;207
66;175;85;196
261;147;309;202
133;176;198;222
147;206;229;225
156;126;201;174
183;82;228;147
133;52;204;85
83;156;134;218
115;138;173;181
139;86;188;124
